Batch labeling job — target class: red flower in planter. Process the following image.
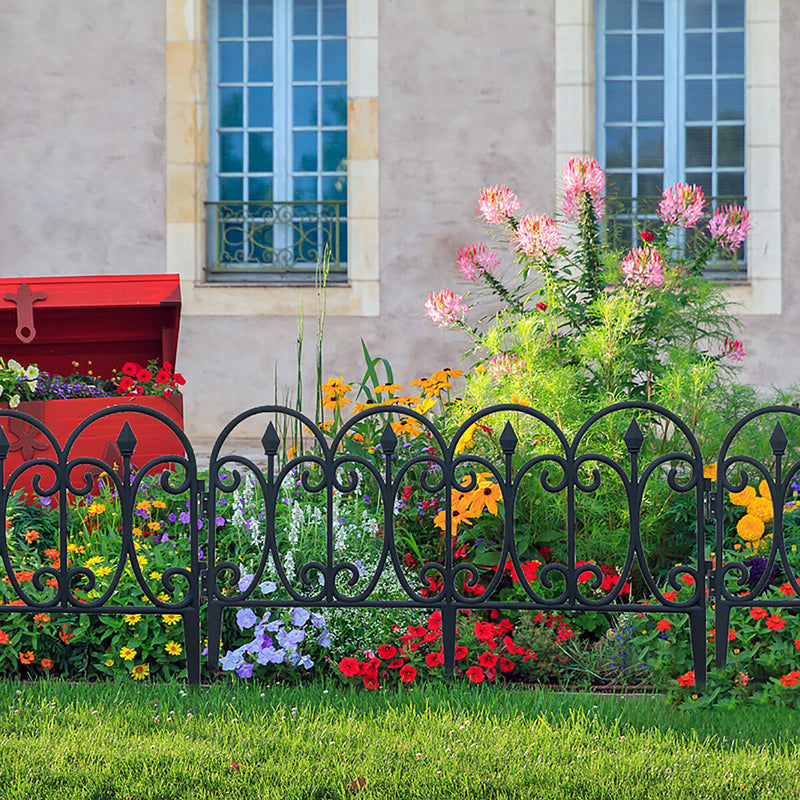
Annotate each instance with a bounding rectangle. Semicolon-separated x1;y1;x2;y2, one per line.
466;666;485;683
122;362;139;376
376;645;397;660
339;657;360;677
399;664;417;683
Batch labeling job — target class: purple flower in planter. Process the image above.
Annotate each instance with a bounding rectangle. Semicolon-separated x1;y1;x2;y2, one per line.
236;608;258;629
219;651;244;671
236;662;254;679
289;608;310;626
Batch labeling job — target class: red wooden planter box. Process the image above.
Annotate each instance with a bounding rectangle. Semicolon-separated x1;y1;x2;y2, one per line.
0;275;184;497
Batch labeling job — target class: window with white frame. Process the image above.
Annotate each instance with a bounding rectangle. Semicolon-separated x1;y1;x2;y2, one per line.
208;0;347;281
596;0;746;275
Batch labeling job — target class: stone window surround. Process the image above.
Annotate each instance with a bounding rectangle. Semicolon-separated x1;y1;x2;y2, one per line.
166;0;380;318
555;0;781;316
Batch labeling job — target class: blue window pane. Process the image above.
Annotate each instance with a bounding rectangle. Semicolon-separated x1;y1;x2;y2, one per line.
249;132;273;171
717;79;744;121
294;176;317;201
220;177;243;200
717;171;744;199
220;132;244;172
294;40;318;81
637;172;662;199
637;127;663;168
606;81;632;122
322;0;346;35
637;0;663;29
606;128;632;168
718;126;744;167
322;85;347;126
322;40;346;82
249;0;272;36
685;0;711;28
606;0;631;29
219;0;243;37
322;131;347;171
220;42;243;83
606;34;631;76
717;32;744;74
249;42;273;82
637;34;663;76
249;87;273;128
294;131;318;171
294;86;318;126
220;87;243;128
686;126;712;167
685;172;712;197
685;33;711;75
685;79;712;121
294;0;318;35
718;0;744;28
637;80;663;121
607;172;632;199
322;175;346;201
249;177;273;201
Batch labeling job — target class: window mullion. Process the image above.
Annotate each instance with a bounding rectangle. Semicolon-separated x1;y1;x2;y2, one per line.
665;0;681;187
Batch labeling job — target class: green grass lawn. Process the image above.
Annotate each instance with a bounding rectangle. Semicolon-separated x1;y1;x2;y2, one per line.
0;679;797;799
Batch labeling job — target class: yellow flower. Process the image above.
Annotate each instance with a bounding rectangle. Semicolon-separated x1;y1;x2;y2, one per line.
510;395;530;407
147;521;161;531
474;365;487;374
131;663;149;680
124;614;142;626
157;593;171;603
729;486;756;507
321;377;352;399
119;647;136;661
390;417;423;438
165;641;182;656
137;557;148;567
374;383;403;396
703;463;717;481
758;480;771;499
149;570;162;580
132;527;144;537
736;514;765;542
104;658;114;667
455;423;477;455
322;394;351;411
319;421;334;432
467;480;503;516
152;500;167;510
350;433;365;445
162;614;181;626
95;566;112;577
66;543;85;554
136;501;152;513
432;368;464;381
286;446;297;460
413;396;437;415
87;503;106;516
433;496;478;536
84;556;104;568
747;496;773;523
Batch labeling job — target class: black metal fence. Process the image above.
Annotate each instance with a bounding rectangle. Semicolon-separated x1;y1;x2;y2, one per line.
0;400;799;687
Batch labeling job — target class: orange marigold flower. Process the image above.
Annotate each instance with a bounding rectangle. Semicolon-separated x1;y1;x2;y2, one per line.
22;529;39;544
44;548;60;560
729;486;756;506
19;650;35;665
703;463;717;481
0;630;8;644
41;658;53;670
676;670;695;687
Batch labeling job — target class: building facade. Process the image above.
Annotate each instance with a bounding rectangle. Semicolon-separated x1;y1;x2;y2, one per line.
0;0;791;442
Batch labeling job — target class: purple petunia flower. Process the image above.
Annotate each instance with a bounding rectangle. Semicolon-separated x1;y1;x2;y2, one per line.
236;608;258;629
236;662;254;679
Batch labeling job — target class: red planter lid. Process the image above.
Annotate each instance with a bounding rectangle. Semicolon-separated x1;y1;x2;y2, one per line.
0;274;181;379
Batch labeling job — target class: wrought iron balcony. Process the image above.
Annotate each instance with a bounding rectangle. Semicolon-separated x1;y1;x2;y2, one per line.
205;200;347;282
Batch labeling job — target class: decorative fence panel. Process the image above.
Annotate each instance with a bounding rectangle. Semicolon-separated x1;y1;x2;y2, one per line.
0;401;798;687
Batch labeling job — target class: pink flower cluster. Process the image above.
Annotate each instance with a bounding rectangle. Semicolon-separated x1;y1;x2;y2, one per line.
562;157;605;220
724;336;746;362
425;289;469;328
457;243;500;282
487;352;525;379
708;204;751;252
658;183;706;228
621;246;665;289
478;185;521;225
514;214;561;259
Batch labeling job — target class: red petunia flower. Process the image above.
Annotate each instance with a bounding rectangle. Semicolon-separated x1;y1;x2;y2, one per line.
399;664;417;683
466;666;485;683
362;675;379;689
136;368;152;382
376;645;397;660
454;645;468;660
426;610;442;631
425;652;444;668
339;657;360;677
386;658;406;669
117;376;135;394
498;657;514;673
122;362;139;376
478;652;498;669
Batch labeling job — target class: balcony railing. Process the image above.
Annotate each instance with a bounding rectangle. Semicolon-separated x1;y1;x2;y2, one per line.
205;200;347;282
603;194;747;280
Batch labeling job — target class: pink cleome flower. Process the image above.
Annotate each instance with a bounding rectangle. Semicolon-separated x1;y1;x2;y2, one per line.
486;352;525;379
724;336;746;362
708;204;751;252
562;157;605;220
478;185;521;225
514;214;561;259
424;289;469;328
658;183;706;228
621;246;665;289
457;243;501;282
